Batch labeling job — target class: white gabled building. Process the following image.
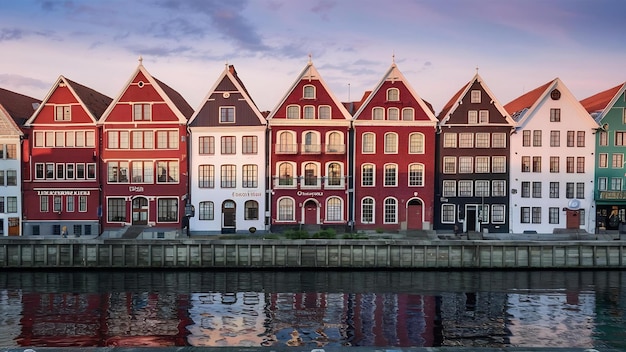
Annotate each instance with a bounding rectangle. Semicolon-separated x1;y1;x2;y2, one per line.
505;78;599;234
188;65;267;235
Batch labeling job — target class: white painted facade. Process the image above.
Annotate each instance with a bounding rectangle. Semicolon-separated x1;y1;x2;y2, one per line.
188;126;267;234
509;79;599;234
0;107;23;236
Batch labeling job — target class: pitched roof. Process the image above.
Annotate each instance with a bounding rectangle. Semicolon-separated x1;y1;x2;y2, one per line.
580;83;624;114
153;76;194;119
0;87;40;126
504;80;553;119
437;85;465;121
65;78;113;120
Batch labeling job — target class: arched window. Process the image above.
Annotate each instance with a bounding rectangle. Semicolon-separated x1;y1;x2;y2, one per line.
372;107;384;120
384;197;397;223
326;131;343;153
326;197;343;221
327;162;342;186
384;132;398;153
361;163;375;186
304;162;318;186
386;88;399;101
387;107;399;120
402;107;414;121
303;131;319;153
303;85;315;99
278;162;294;186
286;105;300;119
278;198;294;221
303;105;315;119
409;133;424;154
277;131;295;153
362;132;375;153
318;105;331;119
244;200;258;220
384;163;397;186
361;197;374;224
408;163;424;186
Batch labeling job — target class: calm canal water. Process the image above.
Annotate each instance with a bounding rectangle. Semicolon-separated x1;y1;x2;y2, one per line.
0;270;624;349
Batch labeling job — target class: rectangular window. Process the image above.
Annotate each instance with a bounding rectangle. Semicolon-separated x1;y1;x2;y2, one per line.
408;164;423;186
549;182;559;198
133;103;151;120
492;133;506;148
567;131;575;147
598;177;607;191
477;110;488;123
361;199;373;223
577;131;585;147
442;180;456;197
6;170;16;186
242;164;258;188
566;182;575;198
131;161;153;183
56;163;64;180
221;136;236;154
55;105;71;121
0;197;4;213
6;144;16;159
566;157;575;173
576;183;585;199
87;163;96;179
40;195;49;212
459;156;473;173
492;204;505;224
610;177;622;191
550;131;560;147
599;131;608;146
361;164;374;186
0;171;5;186
468;110;478;124
599;153;608;168
443;133;457;148
533;130;541;146
66;196;75;212
35;163;45;179
532;156;541;172
475;156;489;173
532;207;541;224
76;164;85;179
53;195;62;213
443;157;456;174
55;131;64;147
156;131;178;149
521;207;530;223
362;133;375;153
475;133;490;148
46;163;54;179
492;180;505;197
45;131;54;147
522;130;531;147
65;131;75;147
492;156;506;173
471;90;481;103
521;181;530;198
34;132;44;147
108;198;126;222
577;157;585;173
459;133;473;148
612;154;624;168
66;164;74;180
221;164;236;188
199;136;214;154
549;207;559;224
199;201;214;220
220;106;235;123
108;161;129;183
550;156;559;173
156;161;178;183
475;180;489;197
198;165;215;188
532;182;542;198
550;108;561;122
442;204;455;223
458;180;473;197
157;198;178;222
79;196;87;212
521;156;530;172
242;136;258;154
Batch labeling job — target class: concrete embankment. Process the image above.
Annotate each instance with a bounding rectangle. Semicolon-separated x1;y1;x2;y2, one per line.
1;238;626;269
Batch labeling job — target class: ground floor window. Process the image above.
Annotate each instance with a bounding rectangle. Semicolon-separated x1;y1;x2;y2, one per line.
326;197;342;221
549;207;559;224
521;207;530;223
158;198;178;222
199;201;214;220
245;200;259;220
384;198;397;224
108;198;126;222
361;197;374;223
441;204;455;223
278;198;294;221
491;204;505;224
532;207;541;224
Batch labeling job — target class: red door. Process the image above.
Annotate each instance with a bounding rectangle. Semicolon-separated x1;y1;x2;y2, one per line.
407;199;423;230
566;209;579;229
304;200;318;224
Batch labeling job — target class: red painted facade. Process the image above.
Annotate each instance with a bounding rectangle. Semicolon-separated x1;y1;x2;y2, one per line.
268;61;352;231
99;63;193;236
22;77;111;236
353;64;438;231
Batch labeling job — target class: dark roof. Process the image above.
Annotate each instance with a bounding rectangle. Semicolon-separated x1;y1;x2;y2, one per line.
0;87;40;126
580;83;623;113
153;77;194;118
65;78;112;120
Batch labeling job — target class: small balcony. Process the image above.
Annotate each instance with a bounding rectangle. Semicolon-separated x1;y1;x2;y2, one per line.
301;143;321;154
325;144;345;154
275;144;298;154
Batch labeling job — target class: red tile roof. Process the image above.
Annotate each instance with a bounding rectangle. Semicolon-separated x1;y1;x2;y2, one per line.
580;83;623;113
0;87;41;126
65;78;112;120
504;80;553;116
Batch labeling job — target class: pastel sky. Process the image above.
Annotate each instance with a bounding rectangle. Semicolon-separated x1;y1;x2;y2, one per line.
1;0;625;113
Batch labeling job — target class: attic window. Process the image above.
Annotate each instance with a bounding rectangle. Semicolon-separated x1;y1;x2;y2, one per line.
386;88;399;101
550;89;561;100
471;90;481;103
303;85;315;99
138;81;145;88
55;106;71;121
220;107;235;123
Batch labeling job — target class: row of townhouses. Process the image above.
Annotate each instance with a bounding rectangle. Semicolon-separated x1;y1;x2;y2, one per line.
0;58;624;238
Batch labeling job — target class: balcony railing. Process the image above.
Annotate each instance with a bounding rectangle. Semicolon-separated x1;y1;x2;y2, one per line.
275;144;298;154
301;143;322;154
325;144;346;154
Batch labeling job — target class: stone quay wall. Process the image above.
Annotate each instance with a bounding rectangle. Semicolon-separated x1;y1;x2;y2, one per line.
1;239;626;269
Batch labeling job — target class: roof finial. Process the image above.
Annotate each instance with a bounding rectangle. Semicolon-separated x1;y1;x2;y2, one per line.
475;65;479;74
308;53;312;64
392;52;395;64
138;56;143;65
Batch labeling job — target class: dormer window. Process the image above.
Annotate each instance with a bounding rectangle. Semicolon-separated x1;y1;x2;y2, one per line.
133;104;151;121
55;106;71;121
386;88;399;101
220;106;235;123
303;85;316;99
471;90;481;103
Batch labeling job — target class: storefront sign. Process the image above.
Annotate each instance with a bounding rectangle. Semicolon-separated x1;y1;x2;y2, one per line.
297;191;323;197
232;191;263;197
599;191;626;200
37;190;90;196
129;186;144;192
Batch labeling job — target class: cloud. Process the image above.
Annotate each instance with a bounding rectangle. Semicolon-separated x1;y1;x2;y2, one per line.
0;28;24;41
310;0;337;20
0;74;50;90
127;45;194;58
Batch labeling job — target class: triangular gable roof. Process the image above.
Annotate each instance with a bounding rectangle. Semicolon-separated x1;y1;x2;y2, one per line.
266;60;352;120
580;82;626;122
0;87;40;128
188;64;266;126
437;73;515;126
503;80;553;122
505;77;598;129
353;63;438;123
25;76;112;126
99;61;193;124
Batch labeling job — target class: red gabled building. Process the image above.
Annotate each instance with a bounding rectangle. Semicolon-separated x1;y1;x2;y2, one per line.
267;59;352;232
352;62;438;232
98;59;193;238
22;77;111;237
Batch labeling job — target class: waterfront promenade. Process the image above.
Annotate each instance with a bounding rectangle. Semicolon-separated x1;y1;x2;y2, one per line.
1;231;624;269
